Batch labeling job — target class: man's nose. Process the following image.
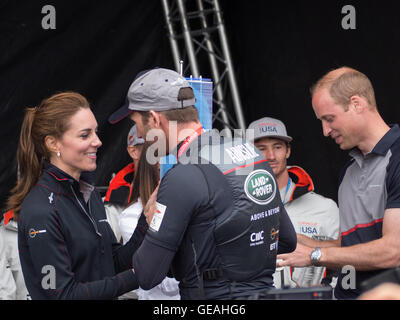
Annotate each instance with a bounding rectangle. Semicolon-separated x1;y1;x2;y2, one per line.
264;149;275;160
322;121;332;137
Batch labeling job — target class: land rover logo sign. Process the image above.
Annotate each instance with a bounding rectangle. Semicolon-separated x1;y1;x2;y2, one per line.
244;169;276;205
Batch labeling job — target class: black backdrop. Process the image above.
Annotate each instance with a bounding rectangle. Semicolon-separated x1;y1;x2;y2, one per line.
2;0;400;212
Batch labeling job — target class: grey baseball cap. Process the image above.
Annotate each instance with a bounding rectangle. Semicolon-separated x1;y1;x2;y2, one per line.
247;117;293;142
127;124;145;147
108;68;196;124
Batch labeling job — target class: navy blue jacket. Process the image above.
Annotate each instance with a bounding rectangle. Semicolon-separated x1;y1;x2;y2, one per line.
18;163;145;299
133;130;296;299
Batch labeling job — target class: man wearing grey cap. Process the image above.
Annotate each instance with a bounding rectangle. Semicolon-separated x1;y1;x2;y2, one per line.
104;124;145;242
108;68;297;299
248;117;340;289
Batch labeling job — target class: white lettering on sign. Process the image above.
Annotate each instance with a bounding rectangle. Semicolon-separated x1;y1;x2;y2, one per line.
225;143;258;164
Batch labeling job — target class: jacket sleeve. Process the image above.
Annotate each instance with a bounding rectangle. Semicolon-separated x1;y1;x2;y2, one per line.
18;202;138;300
132;164;209;289
111;213;148;273
277;204;297;254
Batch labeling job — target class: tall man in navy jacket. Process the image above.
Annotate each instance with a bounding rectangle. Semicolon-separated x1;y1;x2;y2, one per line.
109;68;297;299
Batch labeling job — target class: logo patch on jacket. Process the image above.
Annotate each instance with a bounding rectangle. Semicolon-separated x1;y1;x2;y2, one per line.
149;202;167;232
244;169;276;205
29;228;47;238
299;222;319;235
48;192;54;204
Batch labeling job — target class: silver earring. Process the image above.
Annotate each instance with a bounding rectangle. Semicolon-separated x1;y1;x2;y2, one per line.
57;151;61;157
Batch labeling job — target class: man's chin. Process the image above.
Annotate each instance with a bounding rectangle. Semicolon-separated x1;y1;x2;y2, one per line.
334;136;354;150
337;140;353;150
266;164;278;174
339;144;356;151
271;167;284;178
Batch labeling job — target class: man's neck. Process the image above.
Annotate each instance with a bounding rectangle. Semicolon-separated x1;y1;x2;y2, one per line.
357;115;390;156
168;121;203;153
277;170;290;190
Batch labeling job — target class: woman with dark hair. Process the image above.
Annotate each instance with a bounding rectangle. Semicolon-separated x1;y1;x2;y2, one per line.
119;141;180;300
129;142;159;207
7;92;144;299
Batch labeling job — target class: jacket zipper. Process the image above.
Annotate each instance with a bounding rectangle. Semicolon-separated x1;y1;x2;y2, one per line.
70;185;102;237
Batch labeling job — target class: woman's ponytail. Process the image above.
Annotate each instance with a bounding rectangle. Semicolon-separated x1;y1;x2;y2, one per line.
7;108;42;218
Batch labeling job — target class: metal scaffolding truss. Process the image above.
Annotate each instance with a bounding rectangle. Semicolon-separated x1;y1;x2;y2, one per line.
161;0;246;134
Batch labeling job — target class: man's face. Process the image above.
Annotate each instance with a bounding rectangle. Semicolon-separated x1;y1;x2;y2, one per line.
312;88;360;150
254;137;290;179
130;111;148;138
130;111;168;157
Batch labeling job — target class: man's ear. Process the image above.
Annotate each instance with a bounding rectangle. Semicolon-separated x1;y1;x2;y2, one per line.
349;95;366;113
149;110;161;128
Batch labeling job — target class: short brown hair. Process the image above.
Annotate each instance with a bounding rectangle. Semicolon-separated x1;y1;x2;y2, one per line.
160;105;199;123
161;87;199;123
135;87;199;125
310;67;377;110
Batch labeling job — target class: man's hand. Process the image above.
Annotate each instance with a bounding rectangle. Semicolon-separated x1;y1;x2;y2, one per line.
143;182;160;225
277;243;314;268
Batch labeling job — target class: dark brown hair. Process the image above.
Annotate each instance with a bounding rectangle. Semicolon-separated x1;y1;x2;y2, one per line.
161;87;199;123
161;105;199;123
129;141;159;208
7;92;90;217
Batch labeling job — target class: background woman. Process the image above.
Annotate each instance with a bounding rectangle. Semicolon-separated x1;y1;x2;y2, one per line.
119;141;180;300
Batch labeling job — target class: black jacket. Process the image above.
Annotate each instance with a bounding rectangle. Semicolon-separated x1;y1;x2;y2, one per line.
18;162;146;299
133;130;296;299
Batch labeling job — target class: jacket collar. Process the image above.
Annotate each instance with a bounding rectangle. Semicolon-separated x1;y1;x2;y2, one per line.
370;124;400;156
43;162;95;190
104;162;135;205
349;124;400;159
287;165;314;202
43;161;75;183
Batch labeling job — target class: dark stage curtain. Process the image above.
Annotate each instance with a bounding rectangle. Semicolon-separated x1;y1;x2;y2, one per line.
2;0;400;211
0;0;174;210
